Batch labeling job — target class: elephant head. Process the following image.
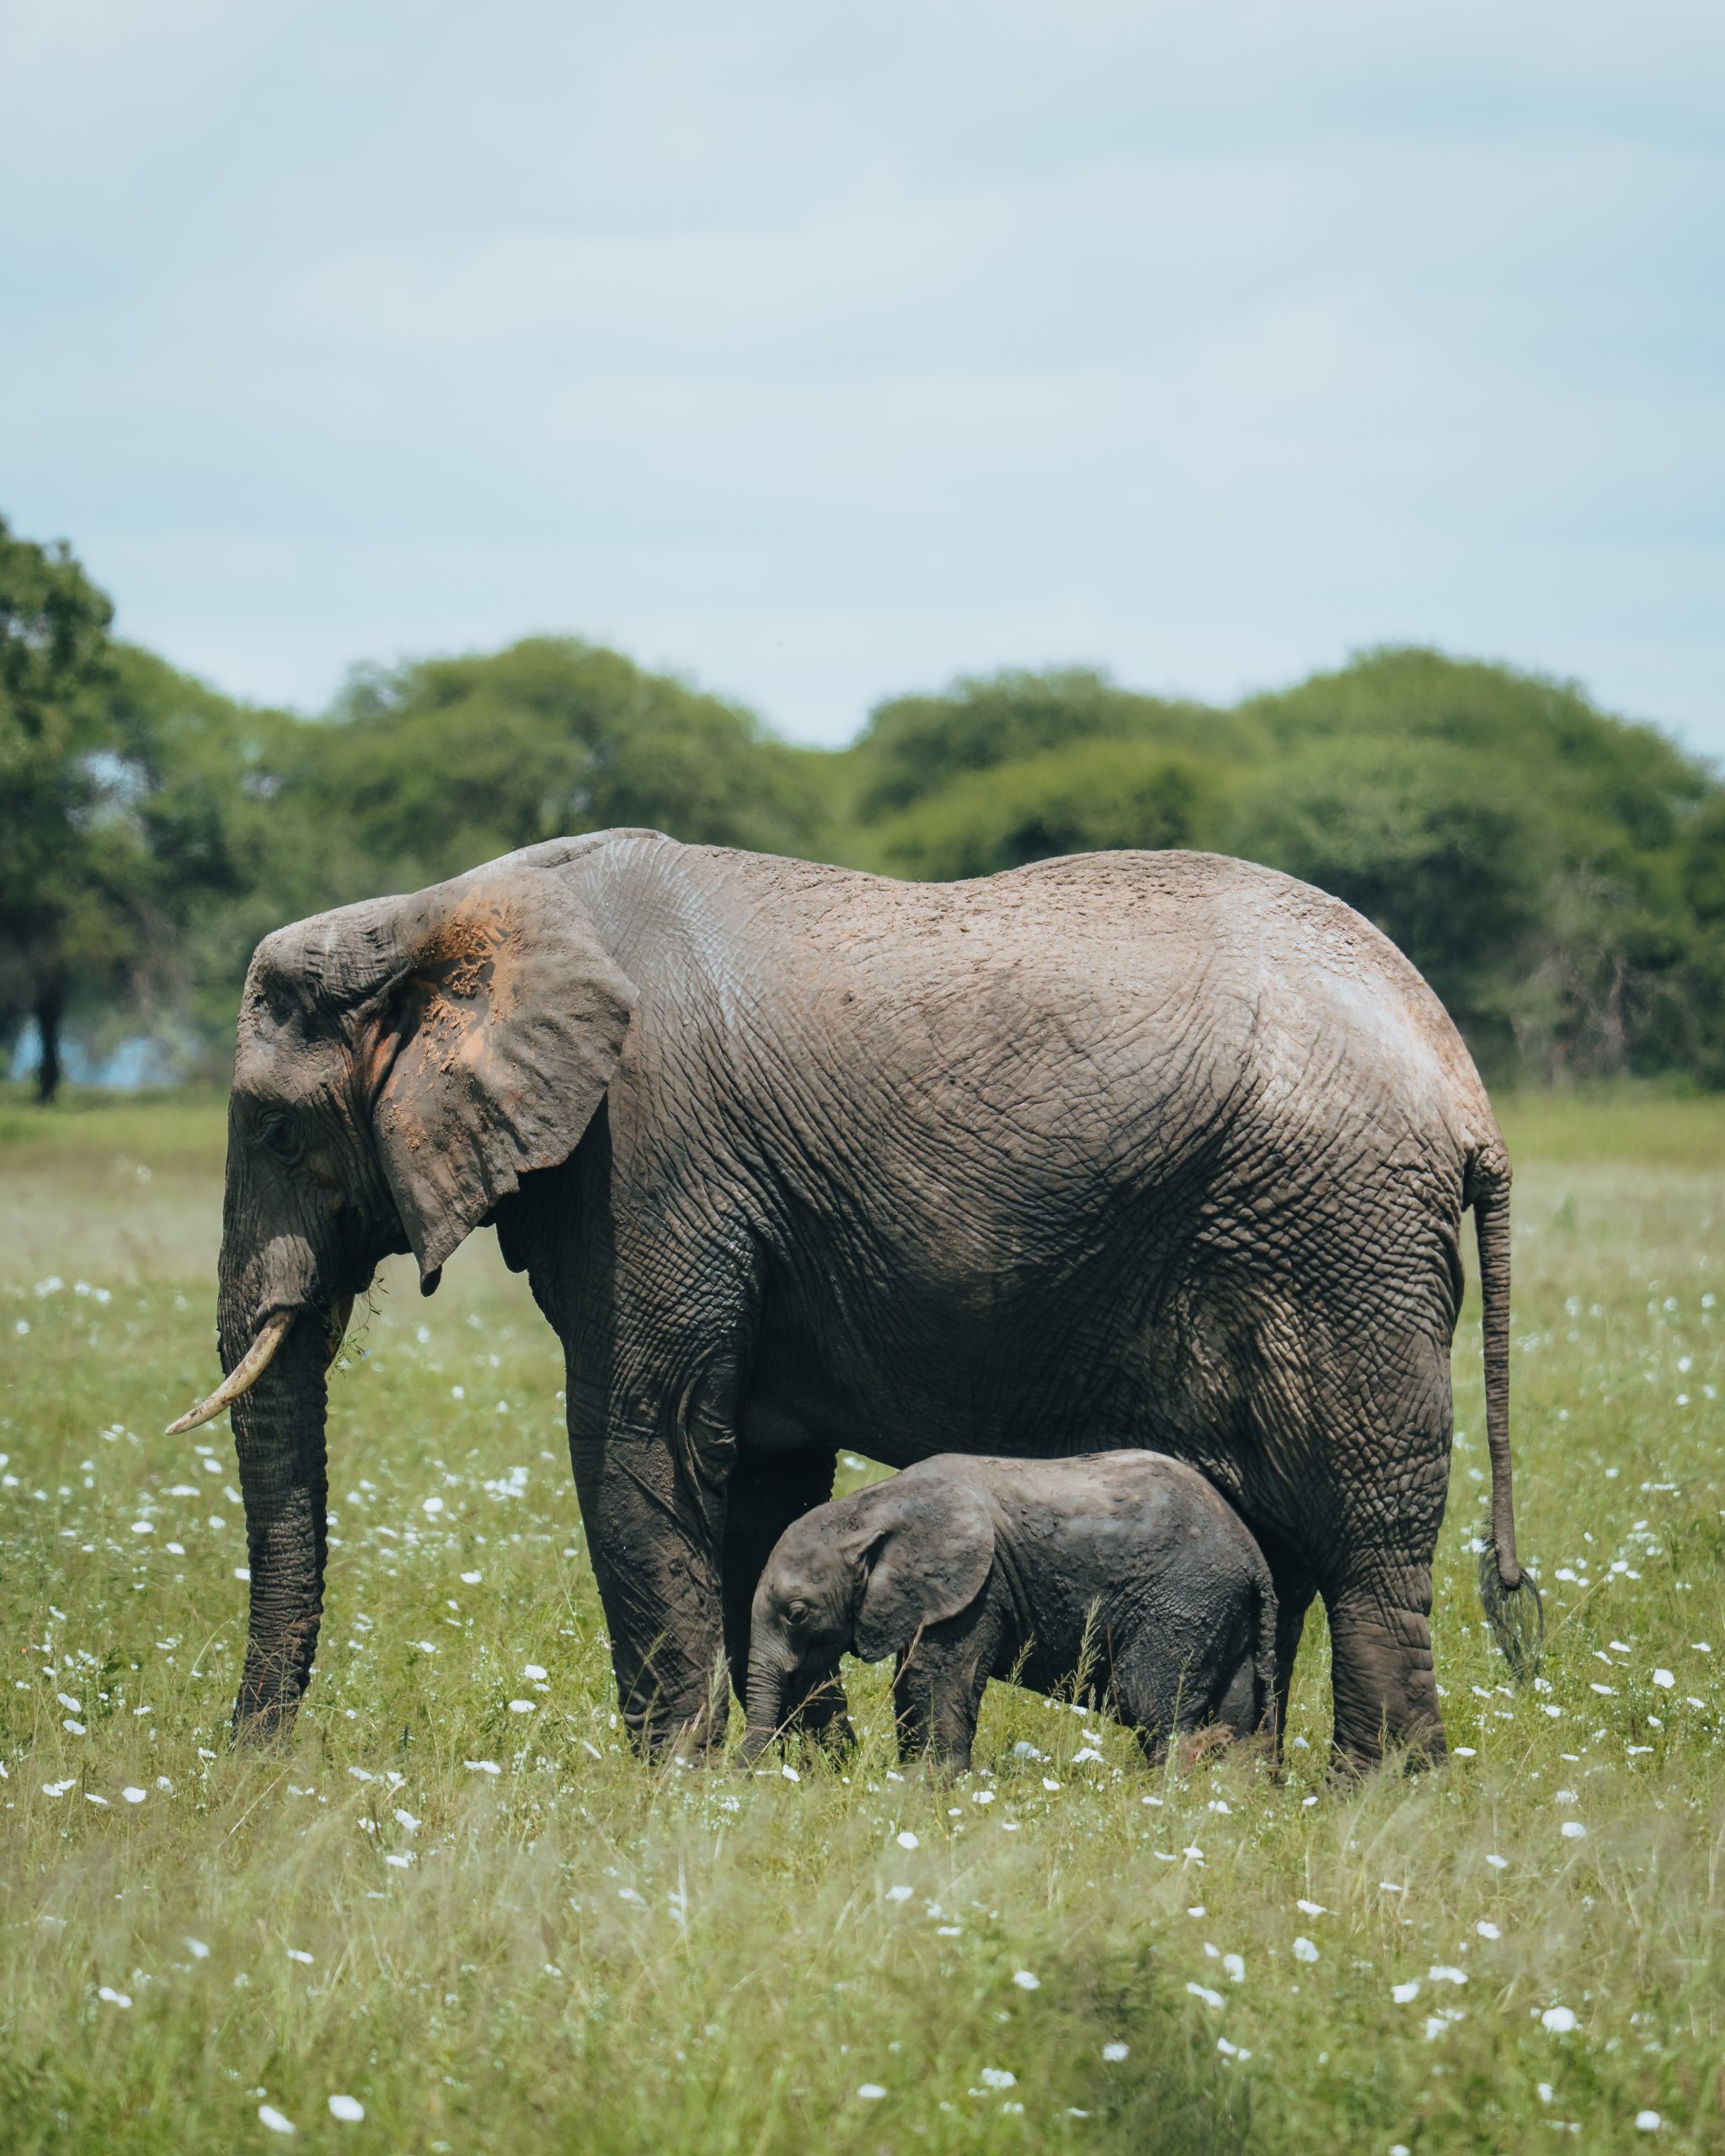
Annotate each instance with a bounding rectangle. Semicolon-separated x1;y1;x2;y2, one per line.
740;1471;996;1761
168;840;637;1739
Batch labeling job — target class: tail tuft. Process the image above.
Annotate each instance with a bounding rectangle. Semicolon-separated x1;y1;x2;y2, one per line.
1477;1543;1543;1684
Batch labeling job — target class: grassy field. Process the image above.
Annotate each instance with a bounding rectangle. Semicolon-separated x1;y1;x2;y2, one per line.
3;1087;1723;2153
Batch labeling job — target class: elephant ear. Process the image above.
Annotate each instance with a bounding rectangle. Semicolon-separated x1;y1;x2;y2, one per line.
365;865;637;1279
852;1476;996;1663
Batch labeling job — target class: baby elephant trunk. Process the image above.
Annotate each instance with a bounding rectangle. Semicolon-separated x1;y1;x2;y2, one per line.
740;1643;788;1764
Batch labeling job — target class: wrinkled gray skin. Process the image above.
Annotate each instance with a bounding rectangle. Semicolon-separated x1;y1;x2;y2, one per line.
741;1452;1279;1772
190;828;1533;1767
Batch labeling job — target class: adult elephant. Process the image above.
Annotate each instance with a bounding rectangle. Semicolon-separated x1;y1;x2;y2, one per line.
169;830;1539;1767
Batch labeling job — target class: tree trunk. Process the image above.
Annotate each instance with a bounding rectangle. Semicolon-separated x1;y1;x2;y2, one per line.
33;980;64;1106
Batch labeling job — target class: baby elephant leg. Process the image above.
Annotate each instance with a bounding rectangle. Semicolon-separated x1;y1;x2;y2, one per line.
1119;1648;1222;1769
1213;1654;1263;1742
892;1636;985;1773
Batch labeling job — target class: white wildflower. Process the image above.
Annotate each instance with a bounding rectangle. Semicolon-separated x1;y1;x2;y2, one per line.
1293;1936;1318;1963
1012;1970;1039;1991
1541;2006;1578;2033
1102;2041;1130;2062
856;2084;887;2101
328;2096;364;2122
258;2105;295;2135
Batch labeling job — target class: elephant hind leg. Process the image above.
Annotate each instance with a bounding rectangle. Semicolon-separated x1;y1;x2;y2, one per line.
1324;1566;1446;1772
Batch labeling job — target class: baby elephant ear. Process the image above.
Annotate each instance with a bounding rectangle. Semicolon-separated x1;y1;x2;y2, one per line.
370;864;637;1279
852;1478;996;1663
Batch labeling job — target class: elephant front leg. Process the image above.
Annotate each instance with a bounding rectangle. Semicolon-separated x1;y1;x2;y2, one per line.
722;1449;852;1750
570;1422;732;1756
892;1630;991;1773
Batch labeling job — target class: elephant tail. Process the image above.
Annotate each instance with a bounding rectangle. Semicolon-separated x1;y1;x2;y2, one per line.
1471;1161;1544;1683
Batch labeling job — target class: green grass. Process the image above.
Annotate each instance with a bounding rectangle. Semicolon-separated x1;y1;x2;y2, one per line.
2;1090;1722;2153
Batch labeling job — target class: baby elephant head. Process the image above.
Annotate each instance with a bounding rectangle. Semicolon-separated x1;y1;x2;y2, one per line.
740;1471;996;1761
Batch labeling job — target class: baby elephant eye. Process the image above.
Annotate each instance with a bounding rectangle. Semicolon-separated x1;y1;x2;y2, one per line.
783;1599;812;1629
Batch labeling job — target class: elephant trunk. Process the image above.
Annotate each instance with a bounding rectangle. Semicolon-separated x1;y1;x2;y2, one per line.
221;1267;330;1740
740;1641;789;1764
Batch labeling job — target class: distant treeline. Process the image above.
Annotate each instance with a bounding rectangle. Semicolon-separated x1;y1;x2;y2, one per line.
4;512;1722;1098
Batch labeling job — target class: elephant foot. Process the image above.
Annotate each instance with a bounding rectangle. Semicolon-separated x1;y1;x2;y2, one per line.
1329;1724;1448;1781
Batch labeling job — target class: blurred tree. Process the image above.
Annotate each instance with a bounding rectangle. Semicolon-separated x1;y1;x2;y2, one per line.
0;519;135;1102
292;638;829;897
851;667;1250;821
877;739;1227;880
1228;649;1712;1081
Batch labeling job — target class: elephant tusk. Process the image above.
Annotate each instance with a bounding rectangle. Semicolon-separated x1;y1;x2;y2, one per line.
325;1295;355;1369
165;1310;296;1435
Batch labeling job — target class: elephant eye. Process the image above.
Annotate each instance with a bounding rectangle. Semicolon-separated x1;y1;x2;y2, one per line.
784;1598;812;1629
256;1111;302;1163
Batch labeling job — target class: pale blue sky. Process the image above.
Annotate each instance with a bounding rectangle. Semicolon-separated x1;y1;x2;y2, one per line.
3;0;1722;751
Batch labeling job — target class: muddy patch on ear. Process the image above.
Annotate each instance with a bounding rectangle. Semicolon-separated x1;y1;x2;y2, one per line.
404;900;526;1077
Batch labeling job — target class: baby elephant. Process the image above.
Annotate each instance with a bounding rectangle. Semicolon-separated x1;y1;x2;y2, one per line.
741;1450;1277;1771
